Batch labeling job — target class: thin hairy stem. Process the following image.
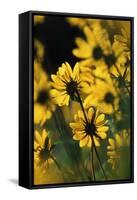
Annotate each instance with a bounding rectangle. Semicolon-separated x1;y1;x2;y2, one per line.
76;90;88;124
91;144;96;181
50;154;61;171
76;89;107;181
93;141;107;180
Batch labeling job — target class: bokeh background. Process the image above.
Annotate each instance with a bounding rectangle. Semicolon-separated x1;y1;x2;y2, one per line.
33;14;132;185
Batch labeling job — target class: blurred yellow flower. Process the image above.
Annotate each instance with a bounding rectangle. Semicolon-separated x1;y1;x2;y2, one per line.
84;78;119;114
110;62;130;93
34;15;45;25
67;17;101;30
34;39;45;63
107;130;130;169
80;60;109;91
114;28;130;56
34;129;53;172
70;107;109;148
50;62;90;106
34;61;56;126
73;24;130;80
67;17;87;28
73;26;109;67
110;29;131;92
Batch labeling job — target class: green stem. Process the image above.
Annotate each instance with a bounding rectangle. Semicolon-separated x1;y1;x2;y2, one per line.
50;154;62;171
76;90;88;124
91;144;96;181
76;90;106;181
92;141;107;180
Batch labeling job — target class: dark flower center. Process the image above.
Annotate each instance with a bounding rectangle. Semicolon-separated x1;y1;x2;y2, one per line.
39;148;50;161
91;65;96;70
104;54;116;68
93;46;103;60
66;80;78;98
104;92;114;104
85;122;96;136
118;76;125;88
37;90;49;105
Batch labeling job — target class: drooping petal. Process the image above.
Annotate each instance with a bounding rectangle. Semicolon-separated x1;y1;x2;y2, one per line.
73;131;86;141
93;136;100;147
79;136;89;147
50;89;66;98
87;136;92;147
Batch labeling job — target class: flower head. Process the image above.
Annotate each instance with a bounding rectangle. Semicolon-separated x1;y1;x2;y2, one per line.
50;62;88;106
34;61;56;125
110;62;130;92
34;129;53;171
34;39;45;63
70;107;109;148
72;24;130;80
73;26;109;66
84;78;119;114
107;131;130;169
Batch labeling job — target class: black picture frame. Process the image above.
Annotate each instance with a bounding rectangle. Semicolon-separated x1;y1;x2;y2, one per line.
19;10;134;189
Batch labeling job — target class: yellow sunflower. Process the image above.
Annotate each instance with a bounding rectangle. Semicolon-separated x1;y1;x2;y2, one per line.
34;15;45;25
73;24;130;77
110;62;130;93
110;29;131;92
50;62;90;106
103;27;130;72
34;61;56;126
107;130;130;169
73;25;109;68
34;129;53;172
80;60;110;91
84;78;119;114
70;107;109;148
114;28;130;56
107;34;130;70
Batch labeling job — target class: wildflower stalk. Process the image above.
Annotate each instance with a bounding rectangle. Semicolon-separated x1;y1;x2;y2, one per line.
92;141;107;180
50;154;62;171
91;142;96;181
76;89;107;181
114;64;130;95
76;90;88;124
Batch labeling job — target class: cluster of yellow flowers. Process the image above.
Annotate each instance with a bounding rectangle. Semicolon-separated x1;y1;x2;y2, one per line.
34;16;131;184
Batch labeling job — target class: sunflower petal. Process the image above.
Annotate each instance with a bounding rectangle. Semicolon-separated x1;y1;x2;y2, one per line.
95;114;105;125
73;62;79;80
34;130;43;148
79;136;89;147
97;132;107;139
97;126;109;132
93;136;100;147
